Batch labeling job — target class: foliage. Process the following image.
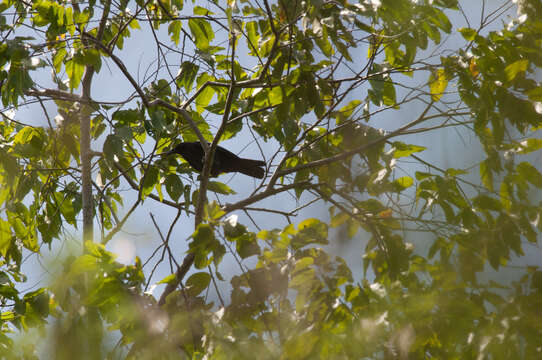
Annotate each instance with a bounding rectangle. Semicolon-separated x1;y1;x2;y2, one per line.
0;0;542;358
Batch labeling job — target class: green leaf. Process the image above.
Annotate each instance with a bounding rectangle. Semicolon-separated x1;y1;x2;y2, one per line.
246;21;260;55
81;48;101;72
315;27;333;57
102;134;123;164
393;142;426;158
500;180;512;210
333;38;352;62
195;73;215;113
176;61;199;93
382;78;397;106
368;65;396;107
291;218;328;249
65;55;85;90
165;174;183;201
236;233;260;259
294;169;309;199
147;109;168;138
141;166;159;198
505;60;529;82
185;272;211;297
221;117;243;140
517;162;542;188
429;68;448;101
157;273;177;285
65;6;75;34
293;257;314;274
527;86;542;101
13;126;44;157
24;288;49;317
181;111;213;142
15;174;35;201
168;20;182;46
54;192;76;226
192;224;215;245
0;219;11;257
208;181;236;194
480;160;493;192
112;109;141;126
69;254;98;275
330;212;350;228
459;27;476;41
446;168;469;177
518;138;542;154
224;217;245;238
335;100;361;124
193;5;213;16
394;176;414;190
188;18;214;51
156;179;164;202
254;86;283;109
283;328;318;358
190;223;216;268
473;194;501;211
431;8;452;33
53;47;66;72
290;266;316;290
0;311;15;321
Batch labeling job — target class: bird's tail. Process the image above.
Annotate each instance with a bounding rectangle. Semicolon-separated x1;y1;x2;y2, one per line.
237;158;266;179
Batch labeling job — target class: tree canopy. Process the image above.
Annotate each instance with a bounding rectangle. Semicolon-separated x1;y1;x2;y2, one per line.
1;0;542;358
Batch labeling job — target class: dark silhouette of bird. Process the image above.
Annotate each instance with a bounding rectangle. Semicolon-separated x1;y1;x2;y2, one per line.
162;142;266;179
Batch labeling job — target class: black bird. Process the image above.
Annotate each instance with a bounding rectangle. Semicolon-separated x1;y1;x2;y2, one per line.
162;142;266;179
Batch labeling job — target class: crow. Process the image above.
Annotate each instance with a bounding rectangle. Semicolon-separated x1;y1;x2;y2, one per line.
162;142;266;179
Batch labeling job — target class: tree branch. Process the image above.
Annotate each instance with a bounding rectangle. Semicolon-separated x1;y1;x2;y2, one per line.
275;101;435;178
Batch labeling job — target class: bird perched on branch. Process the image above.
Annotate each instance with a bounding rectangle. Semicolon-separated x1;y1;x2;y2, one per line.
162;142;266;179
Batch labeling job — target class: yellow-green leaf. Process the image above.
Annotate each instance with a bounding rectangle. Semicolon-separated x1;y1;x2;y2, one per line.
393;142;426;158
65;56;85;90
394;176;414;189
429;68;448;101
480;160;493;191
505;60;529;81
157;273;177;285
293;257;314;273
459;27;476;41
188;18;214;51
